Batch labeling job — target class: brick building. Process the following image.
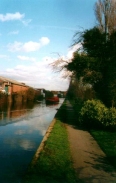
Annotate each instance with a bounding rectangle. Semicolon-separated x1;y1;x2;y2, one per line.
0;76;29;95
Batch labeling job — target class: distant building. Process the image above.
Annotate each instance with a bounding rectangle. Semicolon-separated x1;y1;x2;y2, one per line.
0;76;29;95
51;90;67;97
35;88;45;98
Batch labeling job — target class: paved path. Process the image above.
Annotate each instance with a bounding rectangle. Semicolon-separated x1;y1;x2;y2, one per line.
65;100;116;183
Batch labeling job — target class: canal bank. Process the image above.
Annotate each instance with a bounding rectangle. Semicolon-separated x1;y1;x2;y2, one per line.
23;99;116;183
30;118;56;166
0;99;64;183
23;100;77;183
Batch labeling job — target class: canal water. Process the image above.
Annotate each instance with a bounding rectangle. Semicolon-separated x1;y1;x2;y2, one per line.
0;99;64;183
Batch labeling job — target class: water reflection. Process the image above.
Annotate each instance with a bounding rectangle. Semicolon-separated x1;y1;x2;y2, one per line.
0;99;64;183
4;138;36;150
0;102;34;126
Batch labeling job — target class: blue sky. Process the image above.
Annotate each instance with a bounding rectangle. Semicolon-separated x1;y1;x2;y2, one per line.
0;0;96;91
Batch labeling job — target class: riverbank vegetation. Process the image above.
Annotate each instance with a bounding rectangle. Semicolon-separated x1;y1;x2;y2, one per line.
73;97;116;168
23;113;77;183
51;0;116;169
90;130;116;169
23;1;116;181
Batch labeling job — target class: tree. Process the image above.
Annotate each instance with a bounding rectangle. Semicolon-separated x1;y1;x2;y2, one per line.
44;90;53;98
73;27;116;106
66;51;102;85
50;1;116;106
27;87;36;101
95;0;116;35
50;55;72;79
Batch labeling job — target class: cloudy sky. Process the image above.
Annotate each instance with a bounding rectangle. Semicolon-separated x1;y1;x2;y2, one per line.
0;0;96;91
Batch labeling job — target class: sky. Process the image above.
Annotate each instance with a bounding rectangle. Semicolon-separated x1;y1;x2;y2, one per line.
0;0;97;91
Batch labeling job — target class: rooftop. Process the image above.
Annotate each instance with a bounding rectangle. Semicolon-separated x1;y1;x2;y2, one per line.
0;76;27;86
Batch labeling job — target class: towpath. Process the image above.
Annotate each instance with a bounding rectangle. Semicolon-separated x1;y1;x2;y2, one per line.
65;100;116;183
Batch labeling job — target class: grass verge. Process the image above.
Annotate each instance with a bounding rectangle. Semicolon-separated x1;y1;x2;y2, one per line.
90;130;116;169
23;119;77;183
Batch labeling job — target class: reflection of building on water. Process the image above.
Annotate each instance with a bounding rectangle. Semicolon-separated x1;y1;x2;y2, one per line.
0;102;33;126
0;99;59;126
0;97;64;183
0;85;65;126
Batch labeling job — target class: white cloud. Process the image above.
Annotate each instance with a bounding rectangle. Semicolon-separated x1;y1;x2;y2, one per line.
40;37;50;45
0;12;31;26
67;44;81;59
1;55;69;91
7;41;23;52
0;54;9;59
1;50;72;91
17;55;36;62
22;19;32;26
23;41;40;52
8;30;19;35
7;37;50;52
0;12;24;22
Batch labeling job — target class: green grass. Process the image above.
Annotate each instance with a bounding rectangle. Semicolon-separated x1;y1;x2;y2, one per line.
23;120;77;183
90;130;116;168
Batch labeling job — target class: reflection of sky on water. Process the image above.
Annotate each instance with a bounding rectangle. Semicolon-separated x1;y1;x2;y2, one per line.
0;99;64;183
4;138;36;150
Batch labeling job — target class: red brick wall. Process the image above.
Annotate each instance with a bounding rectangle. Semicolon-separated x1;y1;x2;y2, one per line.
12;84;28;93
8;86;12;94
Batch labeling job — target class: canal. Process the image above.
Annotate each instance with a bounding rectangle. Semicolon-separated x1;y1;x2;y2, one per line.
0;99;64;183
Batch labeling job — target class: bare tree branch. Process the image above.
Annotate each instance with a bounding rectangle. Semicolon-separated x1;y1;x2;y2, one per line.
95;0;116;34
49;53;73;78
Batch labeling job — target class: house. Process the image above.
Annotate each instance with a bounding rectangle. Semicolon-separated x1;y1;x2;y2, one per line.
0;76;29;95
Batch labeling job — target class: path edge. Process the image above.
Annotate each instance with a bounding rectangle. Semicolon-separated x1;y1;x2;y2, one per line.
30;118;56;167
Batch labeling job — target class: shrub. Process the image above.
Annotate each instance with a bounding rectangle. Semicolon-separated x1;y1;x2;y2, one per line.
27;87;36;101
73;98;84;119
79;100;108;129
105;108;116;130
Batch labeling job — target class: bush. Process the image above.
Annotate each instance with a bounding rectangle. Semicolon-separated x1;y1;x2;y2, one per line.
79;99;116;130
73;98;84;119
27;87;36;101
79;100;108;129
105;108;116;130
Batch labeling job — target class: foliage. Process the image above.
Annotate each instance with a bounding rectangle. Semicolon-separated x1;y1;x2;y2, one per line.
0;92;8;106
71;27;116;106
79;99;108;129
106;108;116;129
44;90;53;98
23;120;77;183
106;31;116;106
67;51;103;86
67;78;96;103
27;87;36;101
37;94;44;100
66;52;102;82
51;2;116;107
0;92;7;98
64;28;108;105
82;27;106;58
79;99;116;130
